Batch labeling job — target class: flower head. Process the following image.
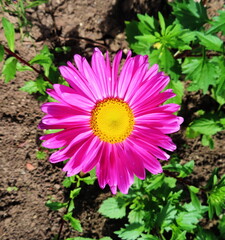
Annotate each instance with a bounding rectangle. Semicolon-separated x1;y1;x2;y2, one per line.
39;48;183;194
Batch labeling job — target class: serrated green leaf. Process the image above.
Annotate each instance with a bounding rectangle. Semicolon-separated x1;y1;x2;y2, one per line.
178;160;194;178
170;225;187;240
137;13;158;33
63;212;82;232
188;117;223;136
2;57;17;82
170;0;208;30
70;187;81;199
20;81;38;94
128;209;145;224
164;160;194;178
62;176;73;188
196;32;223;52
29;45;54;77
115;223;144;240
176;203;202;231
208;185;225;219
156;202;177;229
2;17;15;52
99;197;126;219
207;10;225;35
145;174;164;191
35;77;49;94
182;57;216;94
0;44;4;61
45;200;67;211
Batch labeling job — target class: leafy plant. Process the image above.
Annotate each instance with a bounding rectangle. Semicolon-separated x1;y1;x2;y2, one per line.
0;0;47;37
125;0;225;148
46;172;96;238
99;156;225;240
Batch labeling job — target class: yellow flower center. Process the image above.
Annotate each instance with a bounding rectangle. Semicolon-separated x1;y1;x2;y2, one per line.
90;98;135;144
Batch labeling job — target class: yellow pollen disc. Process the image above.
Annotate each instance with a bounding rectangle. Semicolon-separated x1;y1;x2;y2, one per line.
90;98;135;144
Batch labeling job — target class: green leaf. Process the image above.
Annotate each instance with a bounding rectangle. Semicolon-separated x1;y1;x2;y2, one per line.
170;0;208;30
29;45;54;77
68;199;75;213
2;57;17;82
156;202;177;229
99;197;126;219
7;186;18;192
25;0;47;8
16;61;33;71
178;160;195;178
20;81;38;94
182;57;216;93
137;234;159;240
63;212;82;232
218;214;225;236
195;226;218;240
36;151;46;160
176;203;202;231
45;200;67;211
128;209;145;224
170;225;187;240
80;176;96;185
2;17;15;52
201;134;214;149
207;10;225;35
0;44;4;61
165;80;184;105
63;176;76;188
115;223;144;240
158;12;165;35
145;174;164;191
70;187;81;199
163;160;194;178
20;78;49;95
188;117;224;136
137;13;158;33
196;32;223;52
208;185;225;219
211;56;225;106
188;186;201;211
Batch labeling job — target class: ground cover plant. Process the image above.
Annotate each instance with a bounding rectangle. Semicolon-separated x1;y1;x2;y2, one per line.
1;0;225;239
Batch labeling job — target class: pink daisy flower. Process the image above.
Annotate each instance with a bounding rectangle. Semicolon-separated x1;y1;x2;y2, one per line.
39;48;183;194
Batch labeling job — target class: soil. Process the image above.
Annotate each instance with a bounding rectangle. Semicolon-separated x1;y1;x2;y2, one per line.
0;0;225;240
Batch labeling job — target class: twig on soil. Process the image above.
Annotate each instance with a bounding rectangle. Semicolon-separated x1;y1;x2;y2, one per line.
3;45;53;84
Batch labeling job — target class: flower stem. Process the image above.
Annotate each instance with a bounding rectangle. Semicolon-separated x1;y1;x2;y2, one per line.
3;45;53;85
57;198;71;240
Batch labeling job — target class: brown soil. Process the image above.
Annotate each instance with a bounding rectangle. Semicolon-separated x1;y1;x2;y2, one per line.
0;1;225;240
